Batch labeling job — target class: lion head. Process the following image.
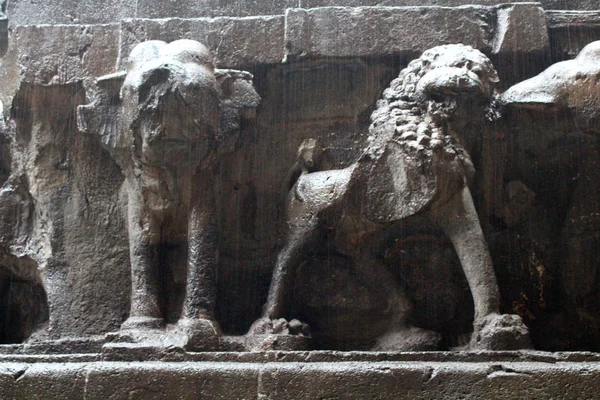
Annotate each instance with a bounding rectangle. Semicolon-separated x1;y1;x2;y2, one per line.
367;44;499;184
380;44;498;122
369;44;499;161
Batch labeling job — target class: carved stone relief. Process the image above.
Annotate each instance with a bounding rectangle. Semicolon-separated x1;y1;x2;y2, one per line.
78;39;260;350
3;2;600;397
247;44;531;351
0;20;599;355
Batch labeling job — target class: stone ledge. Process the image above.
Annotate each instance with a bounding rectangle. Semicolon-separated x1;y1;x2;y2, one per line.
0;357;599;399
6;0;599;26
5;3;558;86
117;16;286;70
2;344;600;363
547;9;600;27
284;3;549;60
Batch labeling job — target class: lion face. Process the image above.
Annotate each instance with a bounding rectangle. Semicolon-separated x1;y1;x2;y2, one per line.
414;45;498;122
381;44;498;125
121;40;220;167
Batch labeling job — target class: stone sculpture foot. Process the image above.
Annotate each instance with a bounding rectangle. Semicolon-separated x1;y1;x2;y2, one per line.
469;313;532;350
104;321;166;351
371;324;441;351
105;317;221;353
120;316;164;330
170;317;221;351
105;316;166;346
245;317;311;351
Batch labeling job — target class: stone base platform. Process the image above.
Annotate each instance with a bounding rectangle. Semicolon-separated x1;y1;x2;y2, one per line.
1;340;599;399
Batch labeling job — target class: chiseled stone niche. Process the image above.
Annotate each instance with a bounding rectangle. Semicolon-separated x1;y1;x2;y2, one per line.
0;1;599;358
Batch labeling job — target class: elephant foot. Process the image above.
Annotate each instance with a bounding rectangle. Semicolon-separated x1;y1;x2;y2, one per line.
120;316;164;330
371;325;441;351
106;317;221;352
105;317;165;347
170;318;221;351
470;313;532;350
245;317;311;351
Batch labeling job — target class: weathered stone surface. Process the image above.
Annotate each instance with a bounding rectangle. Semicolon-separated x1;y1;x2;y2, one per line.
117;17;285;69
547;9;600;28
284;4;551;60
5;0;600;26
284;6;496;59
0;358;600;399
493;3;549;54
14;24;120;84
7;0;138;25
85;362;259;399
263;60;392;123
6;80;131;339
547;11;600;61
0;24;120;110
500;41;600;350
0;362;87;400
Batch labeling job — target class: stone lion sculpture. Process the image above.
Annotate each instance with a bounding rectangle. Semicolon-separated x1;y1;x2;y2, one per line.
78;39;259;349
249;44;530;350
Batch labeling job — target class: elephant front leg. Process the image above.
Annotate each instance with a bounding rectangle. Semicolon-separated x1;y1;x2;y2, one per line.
176;177;221;350
432;185;531;350
121;183;163;330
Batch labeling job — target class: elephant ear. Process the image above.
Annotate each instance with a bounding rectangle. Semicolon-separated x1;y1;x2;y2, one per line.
78;68;260;161
77;71;129;165
215;69;260;154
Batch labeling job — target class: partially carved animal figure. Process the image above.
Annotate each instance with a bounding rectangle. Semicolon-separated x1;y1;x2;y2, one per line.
502;41;600;348
78;39;259;349
249;44;530;350
502;40;600;131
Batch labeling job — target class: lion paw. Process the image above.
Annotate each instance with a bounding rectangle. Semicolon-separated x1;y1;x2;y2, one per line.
245;317;311;351
248;317;310;336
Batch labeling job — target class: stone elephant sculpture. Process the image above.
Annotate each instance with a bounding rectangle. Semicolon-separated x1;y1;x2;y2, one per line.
78;39;259;350
249;44;531;351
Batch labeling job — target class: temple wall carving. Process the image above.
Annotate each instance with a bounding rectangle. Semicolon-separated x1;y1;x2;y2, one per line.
1;1;600;355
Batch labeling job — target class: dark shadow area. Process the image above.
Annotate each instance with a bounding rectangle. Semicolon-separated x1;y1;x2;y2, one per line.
0;260;49;344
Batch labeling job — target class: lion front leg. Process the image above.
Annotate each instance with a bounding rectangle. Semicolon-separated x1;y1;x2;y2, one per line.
121;178;163;331
431;185;531;350
245;209;316;350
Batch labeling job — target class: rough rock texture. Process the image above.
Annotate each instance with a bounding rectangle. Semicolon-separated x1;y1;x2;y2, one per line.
500;41;600;350
285;4;549;60
117;17;285;69
5;0;600;25
1;356;600;399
